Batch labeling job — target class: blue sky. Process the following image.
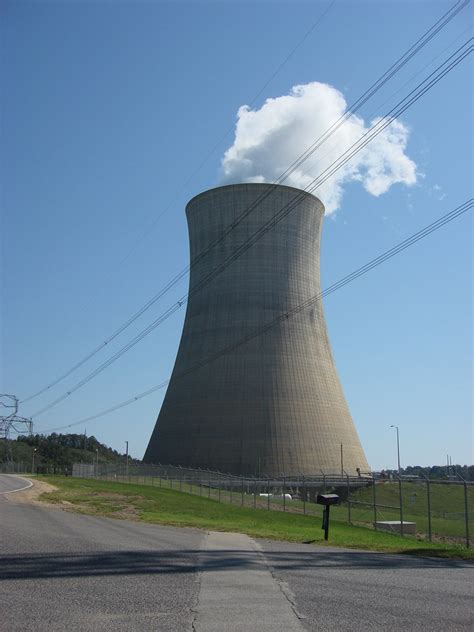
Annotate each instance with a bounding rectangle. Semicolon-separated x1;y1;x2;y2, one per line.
2;0;472;469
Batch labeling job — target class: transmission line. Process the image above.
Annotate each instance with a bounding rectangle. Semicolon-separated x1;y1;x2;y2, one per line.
100;0;338;271
35;198;472;434
20;0;470;405
28;39;473;418
19;2;336;405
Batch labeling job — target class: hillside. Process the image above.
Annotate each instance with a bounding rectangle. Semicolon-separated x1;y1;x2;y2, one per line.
0;433;140;473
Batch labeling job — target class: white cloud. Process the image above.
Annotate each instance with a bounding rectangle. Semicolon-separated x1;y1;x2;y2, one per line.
220;82;418;214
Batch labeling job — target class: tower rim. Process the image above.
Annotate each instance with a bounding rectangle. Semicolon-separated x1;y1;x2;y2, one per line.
186;182;325;214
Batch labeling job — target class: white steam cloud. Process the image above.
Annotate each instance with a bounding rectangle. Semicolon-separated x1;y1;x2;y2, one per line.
220;82;417;214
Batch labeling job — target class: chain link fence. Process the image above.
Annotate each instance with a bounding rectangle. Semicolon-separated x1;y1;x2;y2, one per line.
2;458;471;547
70;462;472;548
0;461;69;475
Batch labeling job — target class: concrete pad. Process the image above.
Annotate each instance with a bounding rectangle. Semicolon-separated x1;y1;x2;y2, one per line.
194;531;305;631
376;521;416;535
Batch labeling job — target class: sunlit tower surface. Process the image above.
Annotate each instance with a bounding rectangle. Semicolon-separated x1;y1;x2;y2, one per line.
144;183;369;476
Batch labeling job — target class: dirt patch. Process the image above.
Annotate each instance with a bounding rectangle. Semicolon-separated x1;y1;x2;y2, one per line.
52;496;142;521
87;492;134;501
6;477;58;506
8;483;145;519
114;505;141;520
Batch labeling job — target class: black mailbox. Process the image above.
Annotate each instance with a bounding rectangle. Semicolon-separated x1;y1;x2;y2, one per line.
316;494;340;540
316;493;340;506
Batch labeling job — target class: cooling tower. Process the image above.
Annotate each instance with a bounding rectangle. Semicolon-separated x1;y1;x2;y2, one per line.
144;183;369;476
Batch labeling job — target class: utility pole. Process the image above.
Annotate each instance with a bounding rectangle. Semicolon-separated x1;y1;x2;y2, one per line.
125;441;129;476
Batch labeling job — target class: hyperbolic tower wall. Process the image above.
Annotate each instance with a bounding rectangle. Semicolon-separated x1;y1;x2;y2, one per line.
144;183;369;476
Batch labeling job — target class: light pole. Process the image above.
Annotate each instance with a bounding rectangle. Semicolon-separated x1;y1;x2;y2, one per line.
390;425;401;474
390;425;404;535
125;441;129;477
95;448;99;477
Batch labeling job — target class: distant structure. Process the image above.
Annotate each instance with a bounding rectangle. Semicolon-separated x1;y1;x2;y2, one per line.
144;183;369;476
0;394;33;463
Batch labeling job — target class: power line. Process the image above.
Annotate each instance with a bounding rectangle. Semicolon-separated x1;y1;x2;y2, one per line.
20;0;469;405
27;39;473;418
22;1;338;407
35;198;472;434
103;0;337;269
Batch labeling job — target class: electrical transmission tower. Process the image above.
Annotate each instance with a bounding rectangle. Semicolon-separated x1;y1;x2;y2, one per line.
0;394;33;463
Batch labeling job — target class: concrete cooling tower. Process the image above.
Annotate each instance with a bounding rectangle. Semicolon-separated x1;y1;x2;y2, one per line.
144;183;369;476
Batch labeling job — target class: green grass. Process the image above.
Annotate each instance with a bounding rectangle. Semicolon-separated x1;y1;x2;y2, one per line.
117;475;471;542
345;481;474;538
37;476;473;559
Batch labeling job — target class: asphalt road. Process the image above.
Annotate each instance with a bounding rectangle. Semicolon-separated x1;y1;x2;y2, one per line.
260;539;473;631
0;473;33;494
1;474;472;631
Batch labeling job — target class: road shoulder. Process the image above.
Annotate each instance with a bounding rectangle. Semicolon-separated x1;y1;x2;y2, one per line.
5;476;57;505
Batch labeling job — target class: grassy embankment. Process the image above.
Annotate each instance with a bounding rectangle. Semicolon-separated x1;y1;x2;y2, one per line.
38;476;473;559
75;473;472;540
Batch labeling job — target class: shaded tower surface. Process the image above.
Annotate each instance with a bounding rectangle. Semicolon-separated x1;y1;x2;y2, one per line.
144;183;369;476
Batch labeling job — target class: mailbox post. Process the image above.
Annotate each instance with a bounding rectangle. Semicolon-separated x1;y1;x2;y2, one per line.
317;493;340;540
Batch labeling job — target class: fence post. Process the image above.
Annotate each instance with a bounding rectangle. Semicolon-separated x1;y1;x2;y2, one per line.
283;477;286;512
267;478;270;511
241;478;244;506
461;476;470;548
425;476;432;543
398;474;404;536
200;478;203;497
208;474;211;499
254;478;257;509
218;477;221;502
346;473;351;524
303;474;306;515
372;472;377;529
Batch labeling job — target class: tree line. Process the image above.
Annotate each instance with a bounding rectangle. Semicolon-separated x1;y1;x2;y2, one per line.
385;464;473;481
0;433;140;472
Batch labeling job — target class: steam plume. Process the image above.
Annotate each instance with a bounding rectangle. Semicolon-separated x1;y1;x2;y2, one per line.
220;82;417;214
